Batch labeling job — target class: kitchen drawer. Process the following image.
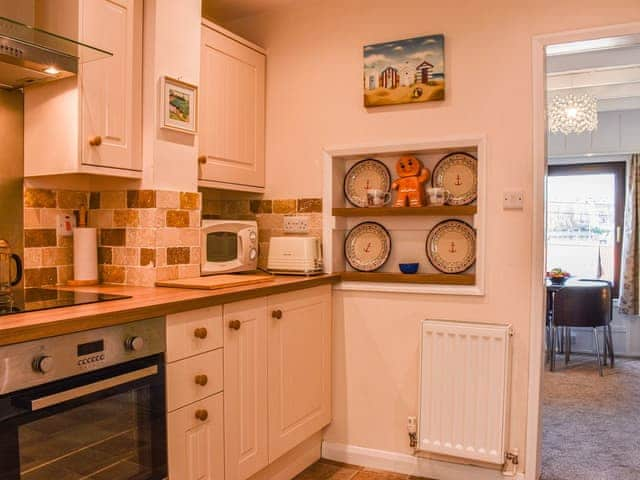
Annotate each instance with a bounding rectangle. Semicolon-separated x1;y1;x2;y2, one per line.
168;393;224;480
167;349;223;412
166;306;223;363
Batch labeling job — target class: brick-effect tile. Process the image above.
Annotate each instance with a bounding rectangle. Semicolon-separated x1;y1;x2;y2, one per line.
127;190;156;208
42;247;73;266
100;229;126;246
89;192;101;209
98;247;113;265
166;210;190;227
140;248;156;267
298;198;322;213
25;229;57;248
24;189;56;208
113;209;140;227
273;199;297;214
167;247;190;265
250;200;273;214
180;192;201;210
100;191;126;209
57;191;89;210
101;265;126;284
24;267;57;287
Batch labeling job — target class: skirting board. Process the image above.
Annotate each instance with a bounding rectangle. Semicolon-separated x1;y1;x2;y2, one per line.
321;441;526;480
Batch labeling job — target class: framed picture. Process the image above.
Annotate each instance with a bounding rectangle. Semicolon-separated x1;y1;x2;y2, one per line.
161;76;198;134
363;34;445;107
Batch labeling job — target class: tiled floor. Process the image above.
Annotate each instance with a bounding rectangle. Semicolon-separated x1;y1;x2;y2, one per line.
294;459;433;480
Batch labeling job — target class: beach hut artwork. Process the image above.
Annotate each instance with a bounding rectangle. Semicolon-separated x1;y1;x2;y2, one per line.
363;34;445;107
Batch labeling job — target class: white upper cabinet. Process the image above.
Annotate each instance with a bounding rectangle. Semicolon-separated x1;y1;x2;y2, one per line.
199;20;266;192
24;0;142;178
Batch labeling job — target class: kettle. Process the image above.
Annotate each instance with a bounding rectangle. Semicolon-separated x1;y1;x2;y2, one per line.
0;239;23;303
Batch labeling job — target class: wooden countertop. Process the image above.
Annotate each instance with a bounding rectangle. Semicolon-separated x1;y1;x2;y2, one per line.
0;274;340;346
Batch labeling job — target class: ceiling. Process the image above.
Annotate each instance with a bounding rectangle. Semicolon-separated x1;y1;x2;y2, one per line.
202;0;301;23
546;34;640;112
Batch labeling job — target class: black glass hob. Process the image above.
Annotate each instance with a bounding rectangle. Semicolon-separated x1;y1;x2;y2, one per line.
0;288;131;315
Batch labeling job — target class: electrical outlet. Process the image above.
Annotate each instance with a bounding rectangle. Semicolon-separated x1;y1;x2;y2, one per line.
283;215;309;234
503;190;524;210
57;214;76;237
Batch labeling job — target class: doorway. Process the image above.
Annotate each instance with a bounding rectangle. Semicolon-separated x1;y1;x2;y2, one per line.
528;25;640;480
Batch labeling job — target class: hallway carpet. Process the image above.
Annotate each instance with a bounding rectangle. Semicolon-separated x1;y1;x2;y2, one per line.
542;355;640;480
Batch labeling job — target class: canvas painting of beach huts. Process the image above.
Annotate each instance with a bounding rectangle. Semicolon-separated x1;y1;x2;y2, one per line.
364;34;445;107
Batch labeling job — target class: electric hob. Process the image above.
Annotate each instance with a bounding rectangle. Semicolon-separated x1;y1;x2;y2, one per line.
0;288;131;316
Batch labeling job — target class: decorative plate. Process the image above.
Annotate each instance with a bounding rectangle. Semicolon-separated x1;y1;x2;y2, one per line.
344;158;392;207
344;222;392;272
431;152;478;205
426;220;476;274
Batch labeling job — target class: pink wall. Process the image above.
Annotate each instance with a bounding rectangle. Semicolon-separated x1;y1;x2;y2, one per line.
228;0;640;474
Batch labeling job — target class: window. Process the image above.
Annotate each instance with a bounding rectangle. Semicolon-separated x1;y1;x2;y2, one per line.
546;162;626;297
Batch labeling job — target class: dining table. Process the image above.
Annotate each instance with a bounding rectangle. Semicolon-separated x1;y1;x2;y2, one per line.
545;277;612;356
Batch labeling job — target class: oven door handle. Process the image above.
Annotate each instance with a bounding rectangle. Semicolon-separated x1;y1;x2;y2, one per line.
25;365;158;411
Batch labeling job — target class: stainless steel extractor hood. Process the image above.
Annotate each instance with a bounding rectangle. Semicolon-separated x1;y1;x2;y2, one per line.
0;16;112;90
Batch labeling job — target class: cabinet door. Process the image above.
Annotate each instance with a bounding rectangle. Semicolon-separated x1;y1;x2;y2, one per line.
168;393;224;480
224;298;269;480
267;286;332;462
80;0;142;171
199;24;266;189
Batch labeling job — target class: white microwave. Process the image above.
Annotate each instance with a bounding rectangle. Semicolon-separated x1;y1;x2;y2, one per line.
201;220;258;275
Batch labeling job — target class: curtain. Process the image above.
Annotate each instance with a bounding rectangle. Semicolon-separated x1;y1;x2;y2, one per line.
619;154;640;315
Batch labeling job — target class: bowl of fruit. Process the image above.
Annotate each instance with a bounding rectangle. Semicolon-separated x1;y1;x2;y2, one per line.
547;268;570;285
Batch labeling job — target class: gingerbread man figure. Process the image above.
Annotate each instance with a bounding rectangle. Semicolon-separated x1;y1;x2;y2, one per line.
391;156;430;207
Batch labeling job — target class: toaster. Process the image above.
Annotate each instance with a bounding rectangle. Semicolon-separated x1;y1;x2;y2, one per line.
267;236;323;275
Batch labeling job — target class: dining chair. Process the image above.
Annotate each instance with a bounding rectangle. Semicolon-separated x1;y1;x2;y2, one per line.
550;283;614;376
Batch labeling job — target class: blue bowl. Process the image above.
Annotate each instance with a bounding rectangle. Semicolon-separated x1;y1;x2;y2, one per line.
399;263;419;274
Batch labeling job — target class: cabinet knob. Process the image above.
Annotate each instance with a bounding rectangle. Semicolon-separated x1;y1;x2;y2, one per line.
195;409;209;422
194;327;208;339
198;155;207;165
272;309;283;319
228;320;241;330
89;135;102;146
195;374;208;386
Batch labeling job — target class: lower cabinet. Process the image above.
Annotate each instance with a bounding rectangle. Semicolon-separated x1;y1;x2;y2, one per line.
267;287;332;462
167;285;332;480
167;393;225;480
224;298;269;480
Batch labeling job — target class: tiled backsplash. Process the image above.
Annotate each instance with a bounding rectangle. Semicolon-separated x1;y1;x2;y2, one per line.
201;195;323;269
24;188;201;287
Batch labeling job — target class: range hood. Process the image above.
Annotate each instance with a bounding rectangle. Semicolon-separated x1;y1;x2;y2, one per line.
0;16;112;90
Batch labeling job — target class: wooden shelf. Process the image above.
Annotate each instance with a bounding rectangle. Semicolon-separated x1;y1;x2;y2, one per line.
332;205;477;217
339;272;476;285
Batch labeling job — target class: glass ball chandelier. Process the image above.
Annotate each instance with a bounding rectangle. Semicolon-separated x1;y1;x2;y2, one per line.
548;92;598;135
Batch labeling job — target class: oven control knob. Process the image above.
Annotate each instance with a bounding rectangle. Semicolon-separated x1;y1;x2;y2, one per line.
249;231;257;242
249;248;257;261
125;336;144;352
33;355;53;374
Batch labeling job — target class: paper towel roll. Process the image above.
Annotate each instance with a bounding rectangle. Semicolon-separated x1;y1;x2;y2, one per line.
73;227;98;282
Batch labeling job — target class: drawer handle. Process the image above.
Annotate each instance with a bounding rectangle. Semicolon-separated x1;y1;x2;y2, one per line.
272;309;282;319
198;155;207;165
89;135;102;146
228;320;241;330
195;409;208;422
194;327;208;339
195;374;208;386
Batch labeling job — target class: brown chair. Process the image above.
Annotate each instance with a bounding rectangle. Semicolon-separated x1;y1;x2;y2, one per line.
550;283;614;376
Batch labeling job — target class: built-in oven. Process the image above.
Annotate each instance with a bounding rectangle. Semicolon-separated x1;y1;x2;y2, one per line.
0;317;167;480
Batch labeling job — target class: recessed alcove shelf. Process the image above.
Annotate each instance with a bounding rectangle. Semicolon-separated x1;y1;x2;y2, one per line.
322;136;486;295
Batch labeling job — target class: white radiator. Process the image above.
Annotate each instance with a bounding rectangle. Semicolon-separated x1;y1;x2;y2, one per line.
419;320;512;465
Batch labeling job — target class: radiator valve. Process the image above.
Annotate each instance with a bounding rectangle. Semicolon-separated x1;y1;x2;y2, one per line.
407;416;417;449
503;448;519;476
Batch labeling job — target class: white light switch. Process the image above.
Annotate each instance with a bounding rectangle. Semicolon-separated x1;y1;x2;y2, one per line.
57;214;76;236
503;190;524;210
